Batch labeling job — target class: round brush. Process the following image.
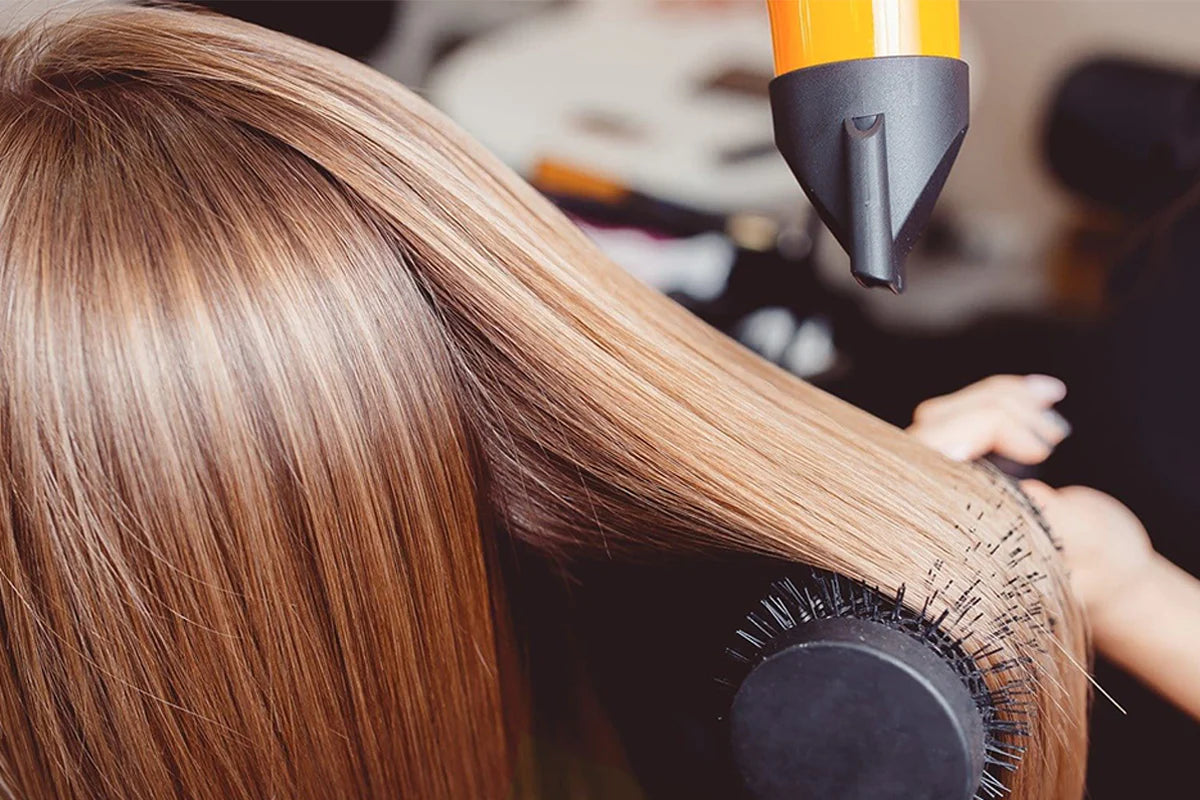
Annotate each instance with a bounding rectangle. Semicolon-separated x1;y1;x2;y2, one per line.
718;567;1028;800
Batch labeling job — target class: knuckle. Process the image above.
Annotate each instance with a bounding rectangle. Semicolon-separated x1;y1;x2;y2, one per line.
976;406;1008;428
982;374;1022;395
912;399;941;421
983;374;1017;388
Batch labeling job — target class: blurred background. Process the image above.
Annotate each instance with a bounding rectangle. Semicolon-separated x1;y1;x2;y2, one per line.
4;0;1199;795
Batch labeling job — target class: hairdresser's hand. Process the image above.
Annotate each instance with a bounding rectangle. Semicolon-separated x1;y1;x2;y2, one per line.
1021;481;1200;723
907;374;1072;464
1019;481;1154;624
906;374;1148;617
907;380;1200;721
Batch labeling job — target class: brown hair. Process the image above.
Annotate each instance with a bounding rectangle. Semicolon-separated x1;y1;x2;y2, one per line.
0;5;1086;798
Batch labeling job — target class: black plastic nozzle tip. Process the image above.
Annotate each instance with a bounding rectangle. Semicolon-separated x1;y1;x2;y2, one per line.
854;270;904;294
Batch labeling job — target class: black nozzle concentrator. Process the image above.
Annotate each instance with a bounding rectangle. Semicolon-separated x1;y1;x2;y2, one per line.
770;56;969;292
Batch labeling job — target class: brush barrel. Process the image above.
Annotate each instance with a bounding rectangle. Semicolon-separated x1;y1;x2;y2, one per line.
729;616;985;800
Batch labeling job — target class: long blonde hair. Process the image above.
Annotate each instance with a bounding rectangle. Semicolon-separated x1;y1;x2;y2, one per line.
0;5;1086;798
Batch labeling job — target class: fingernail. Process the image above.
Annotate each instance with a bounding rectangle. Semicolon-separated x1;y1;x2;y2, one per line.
1042;409;1072;437
1025;374;1067;403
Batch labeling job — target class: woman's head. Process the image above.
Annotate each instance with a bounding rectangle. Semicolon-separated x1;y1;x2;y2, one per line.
0;5;1087;798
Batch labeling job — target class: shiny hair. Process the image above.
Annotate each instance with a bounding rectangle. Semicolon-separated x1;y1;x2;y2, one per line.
0;5;1087;798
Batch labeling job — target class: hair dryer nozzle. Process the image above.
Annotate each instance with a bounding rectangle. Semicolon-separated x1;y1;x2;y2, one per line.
770;56;969;293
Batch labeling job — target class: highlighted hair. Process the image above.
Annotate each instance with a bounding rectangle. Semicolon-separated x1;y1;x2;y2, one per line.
0;5;1086;798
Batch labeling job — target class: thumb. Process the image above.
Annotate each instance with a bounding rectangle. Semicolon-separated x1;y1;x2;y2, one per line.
1019;479;1056;511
